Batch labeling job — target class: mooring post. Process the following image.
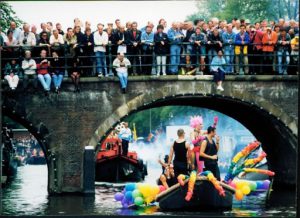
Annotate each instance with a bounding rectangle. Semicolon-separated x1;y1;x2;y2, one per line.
83;146;95;195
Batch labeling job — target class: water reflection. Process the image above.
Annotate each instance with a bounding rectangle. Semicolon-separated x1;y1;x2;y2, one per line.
1;165;296;216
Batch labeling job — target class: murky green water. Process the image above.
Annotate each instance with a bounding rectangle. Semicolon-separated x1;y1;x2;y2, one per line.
0;165;296;216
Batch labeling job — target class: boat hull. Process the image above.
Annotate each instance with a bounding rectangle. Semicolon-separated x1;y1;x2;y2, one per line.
158;180;233;211
95;156;147;182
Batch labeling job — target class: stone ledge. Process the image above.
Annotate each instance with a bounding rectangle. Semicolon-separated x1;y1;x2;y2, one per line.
2;75;298;84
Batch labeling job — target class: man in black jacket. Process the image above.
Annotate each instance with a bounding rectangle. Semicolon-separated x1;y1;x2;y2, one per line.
154;25;169;76
207;27;223;66
125;21;142;75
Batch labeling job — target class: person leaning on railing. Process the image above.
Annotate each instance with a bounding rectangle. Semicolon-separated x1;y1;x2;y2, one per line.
276;28;291;75
207;27;223;67
94;23;109;77
234;24;250;75
167;22;184;74
22;50;37;91
248;25;264;75
222;24;236;74
50;29;64;56
189;27;208;74
82;27;95;76
154;25;168;76
19;23;36;51
290;34;299;74
141;25;154;75
262;27;278;74
126;21;142;76
38;31;51;55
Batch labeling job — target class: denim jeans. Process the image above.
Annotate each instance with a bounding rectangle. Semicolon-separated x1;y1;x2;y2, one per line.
95;51;107;75
38;74;51;91
52;74;63;88
170;45;181;74
117;70;128;88
156;55;167;75
277;50;290;75
224;46;235;73
235;54;249;74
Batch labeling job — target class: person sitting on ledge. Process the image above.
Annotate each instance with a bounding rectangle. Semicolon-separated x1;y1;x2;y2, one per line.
210;50;226;92
36;49;51;96
113;52;131;94
4;58;20;91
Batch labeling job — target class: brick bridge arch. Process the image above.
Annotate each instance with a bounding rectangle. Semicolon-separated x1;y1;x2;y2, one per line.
2;96;58;193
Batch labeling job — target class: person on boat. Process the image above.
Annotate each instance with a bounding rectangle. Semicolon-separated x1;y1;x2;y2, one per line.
157;155;177;189
118;122;132;156
167;129;192;177
101;130;122;153
190;116;218;174
199;126;221;180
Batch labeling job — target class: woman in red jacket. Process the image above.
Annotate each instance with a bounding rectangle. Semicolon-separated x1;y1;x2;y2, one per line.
262;27;278;74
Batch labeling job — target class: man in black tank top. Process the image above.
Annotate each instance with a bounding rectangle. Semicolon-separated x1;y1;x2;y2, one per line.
199;126;221;180
167;129;192;177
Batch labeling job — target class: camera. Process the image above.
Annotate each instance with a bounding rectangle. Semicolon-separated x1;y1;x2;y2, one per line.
23;38;27;44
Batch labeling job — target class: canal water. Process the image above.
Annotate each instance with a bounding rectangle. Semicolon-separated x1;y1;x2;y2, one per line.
0;165;296;216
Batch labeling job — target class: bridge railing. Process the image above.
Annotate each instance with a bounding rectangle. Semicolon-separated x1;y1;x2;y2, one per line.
0;42;298;77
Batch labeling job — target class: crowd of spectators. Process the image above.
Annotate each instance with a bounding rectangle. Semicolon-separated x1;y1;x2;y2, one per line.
1;17;299;93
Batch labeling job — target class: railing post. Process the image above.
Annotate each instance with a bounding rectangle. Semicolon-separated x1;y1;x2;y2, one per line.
151;46;156;75
108;43;113;76
195;46;201;75
64;43;68;77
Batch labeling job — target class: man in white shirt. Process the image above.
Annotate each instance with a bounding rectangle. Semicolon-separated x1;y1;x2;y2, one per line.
113;53;131;94
118;122;132;156
19;23;36;47
22;50;37;90
93;23;108;77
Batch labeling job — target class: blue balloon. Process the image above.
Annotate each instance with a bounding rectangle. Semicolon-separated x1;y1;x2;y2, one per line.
256;181;264;189
114;192;124;201
125;191;133;201
262;180;270;189
125;183;136;191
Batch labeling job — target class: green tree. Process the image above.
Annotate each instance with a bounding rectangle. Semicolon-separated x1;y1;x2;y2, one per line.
0;2;23;32
187;0;299;23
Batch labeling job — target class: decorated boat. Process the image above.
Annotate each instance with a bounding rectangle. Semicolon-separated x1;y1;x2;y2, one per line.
156;177;234;210
95;138;147;182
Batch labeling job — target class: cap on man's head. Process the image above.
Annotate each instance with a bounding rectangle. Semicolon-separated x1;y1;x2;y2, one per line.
245;19;251;24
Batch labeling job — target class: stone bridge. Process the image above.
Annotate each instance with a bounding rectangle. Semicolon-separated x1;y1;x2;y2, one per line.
1;75;298;194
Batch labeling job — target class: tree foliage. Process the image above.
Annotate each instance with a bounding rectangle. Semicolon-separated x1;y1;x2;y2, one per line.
0;2;23;32
124;106;226;138
187;0;299;23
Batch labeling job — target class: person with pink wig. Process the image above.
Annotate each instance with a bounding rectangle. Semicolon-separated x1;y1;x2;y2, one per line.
190;115;218;173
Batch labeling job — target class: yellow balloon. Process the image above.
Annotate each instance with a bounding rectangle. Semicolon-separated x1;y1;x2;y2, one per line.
145;196;154;204
236;181;244;189
241;185;251;195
